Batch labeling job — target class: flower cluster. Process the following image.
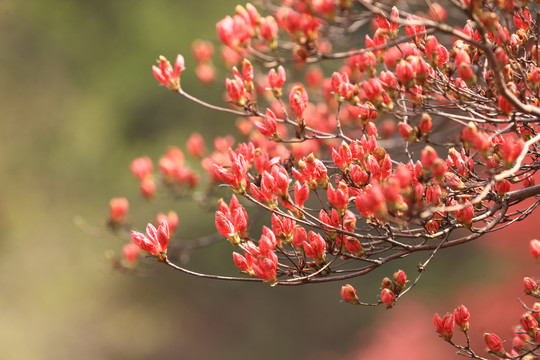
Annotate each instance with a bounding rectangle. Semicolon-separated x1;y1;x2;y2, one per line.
130;145;199;199
103;3;540;358
433;305;470;341
117;0;540;292
130;220;170;259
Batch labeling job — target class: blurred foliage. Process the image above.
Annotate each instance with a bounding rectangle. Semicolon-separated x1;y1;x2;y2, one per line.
0;0;534;359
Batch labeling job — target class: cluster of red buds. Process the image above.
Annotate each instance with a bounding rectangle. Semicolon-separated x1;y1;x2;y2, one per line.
233;226;279;285
130;145;199;199
101;3;540;359
380;269;407;308
341;270;407;308
130;219;170;260
215;195;248;246
225;60;256;107
152;54;184;91
433;305;471;341
126;0;540;290
267;66;286;98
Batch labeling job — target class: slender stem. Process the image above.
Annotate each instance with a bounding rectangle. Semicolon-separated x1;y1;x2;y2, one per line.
178;88;250;116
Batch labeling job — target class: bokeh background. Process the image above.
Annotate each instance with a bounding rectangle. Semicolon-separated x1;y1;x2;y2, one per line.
1;1;539;359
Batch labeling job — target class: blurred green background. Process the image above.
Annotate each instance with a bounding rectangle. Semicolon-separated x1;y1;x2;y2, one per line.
2;1;538;359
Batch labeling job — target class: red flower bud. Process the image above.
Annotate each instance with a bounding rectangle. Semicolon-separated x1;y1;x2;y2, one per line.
432;158;448;178
496;179;511;194
429;3;447;21
331;72;345;94
327;181;349;213
421;146;438;169
341;284;359;304
157;211;179;234
501;138;524;167
305;66;323;89
292;226;307;249
139;178;156;199
396;60;416;87
350;165;369;186
130;227;161;256
398;122;415;142
217;15;251;48
232;207;248;235
530;239;540;261
259;226;277;254
195;63;215;84
345;237;364;256
434;313;455;340
512;335;525;350
303;231;326;263
255;108;279;138
122;242;140;266
226;76;246;106
404;15;425;41
381;277;393;289
379;71;397;91
186;132;205;158
462;122;478;144
483;333;505;355
426;219;439;234
457;62;476;83
362;78;383;102
109;197;129;224
514;8;532;30
521;312;538;334
260;16;279;46
191;39;214;63
332;141;352;169
419;113;432;135
271;213;295;244
268;66;286;95
289;85;308;119
252;251;278;285
156;219;170;253
152;54;184;91
424;36;439;65
215;211;236;241
348;52;376;73
381;288;395;308
453;305;470;331
233;252;252;274
426;185;442;204
130;156;153;180
473;132;491;154
498;94;514;115
294;181;310;209
394;270;407;289
455;201;474;227
241;58;254;83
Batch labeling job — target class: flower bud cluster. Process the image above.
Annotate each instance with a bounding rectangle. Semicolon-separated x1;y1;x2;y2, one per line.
130;219;170;259
433;305;470;341
118;0;540;309
379;270;407;308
